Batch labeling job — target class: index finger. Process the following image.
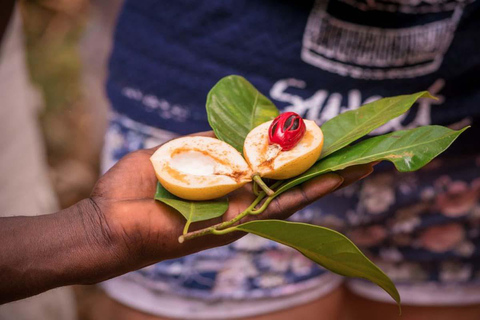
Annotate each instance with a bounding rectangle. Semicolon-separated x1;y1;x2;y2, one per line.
257;162;375;221
188;131;216;138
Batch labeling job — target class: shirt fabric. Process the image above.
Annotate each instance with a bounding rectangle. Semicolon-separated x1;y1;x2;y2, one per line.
102;0;480;317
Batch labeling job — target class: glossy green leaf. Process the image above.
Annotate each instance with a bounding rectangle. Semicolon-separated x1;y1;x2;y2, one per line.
276;125;467;195
235;220;400;306
320;91;435;159
155;183;228;233
206;75;279;152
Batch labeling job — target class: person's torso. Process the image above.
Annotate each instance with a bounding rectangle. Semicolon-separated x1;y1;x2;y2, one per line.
103;0;480;302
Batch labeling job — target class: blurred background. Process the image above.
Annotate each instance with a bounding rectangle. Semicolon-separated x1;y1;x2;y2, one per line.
13;0;122;319
20;0;111;208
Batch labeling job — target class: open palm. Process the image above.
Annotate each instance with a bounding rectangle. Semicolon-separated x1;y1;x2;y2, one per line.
90;133;374;268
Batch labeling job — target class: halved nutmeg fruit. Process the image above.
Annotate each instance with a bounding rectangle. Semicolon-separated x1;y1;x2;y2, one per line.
150;136;252;200
244;114;323;180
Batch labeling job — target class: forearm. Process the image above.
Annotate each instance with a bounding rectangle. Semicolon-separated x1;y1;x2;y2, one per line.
0;199;130;304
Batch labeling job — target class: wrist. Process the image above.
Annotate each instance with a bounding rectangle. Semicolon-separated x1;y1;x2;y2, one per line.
56;198;134;285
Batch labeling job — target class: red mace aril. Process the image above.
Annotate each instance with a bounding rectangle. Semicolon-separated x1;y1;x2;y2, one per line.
268;112;306;151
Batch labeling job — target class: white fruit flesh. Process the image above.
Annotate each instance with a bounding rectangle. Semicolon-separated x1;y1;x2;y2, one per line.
243;120;323;180
170;151;218;175
151;136;252;200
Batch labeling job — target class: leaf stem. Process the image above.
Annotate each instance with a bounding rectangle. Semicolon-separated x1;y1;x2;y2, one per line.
252;174;274;196
211;226;238;235
182;220;192;235
249;181;283;215
179;181;283;243
252;180;260;196
179;193;265;243
250;196;275;215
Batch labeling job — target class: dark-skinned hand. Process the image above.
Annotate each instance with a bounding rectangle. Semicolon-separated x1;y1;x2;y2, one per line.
90;131;375;266
0;131;374;304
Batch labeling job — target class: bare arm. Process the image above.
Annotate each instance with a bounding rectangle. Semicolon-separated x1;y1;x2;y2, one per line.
0;199;128;304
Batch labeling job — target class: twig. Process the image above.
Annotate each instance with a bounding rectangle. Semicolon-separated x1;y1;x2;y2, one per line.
178;181;283;243
252;174;274;196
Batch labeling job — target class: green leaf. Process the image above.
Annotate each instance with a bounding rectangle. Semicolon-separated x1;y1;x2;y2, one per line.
154;183;229;233
276;125;467;195
235;220;400;306
320;91;435;159
206;75;279;152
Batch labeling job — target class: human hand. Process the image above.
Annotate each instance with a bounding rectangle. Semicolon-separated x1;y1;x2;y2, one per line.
0;131;376;305
88;132;375;270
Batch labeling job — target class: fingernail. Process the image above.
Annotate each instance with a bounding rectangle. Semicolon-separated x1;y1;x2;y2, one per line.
321;173;344;191
358;166;374;180
332;174;345;190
